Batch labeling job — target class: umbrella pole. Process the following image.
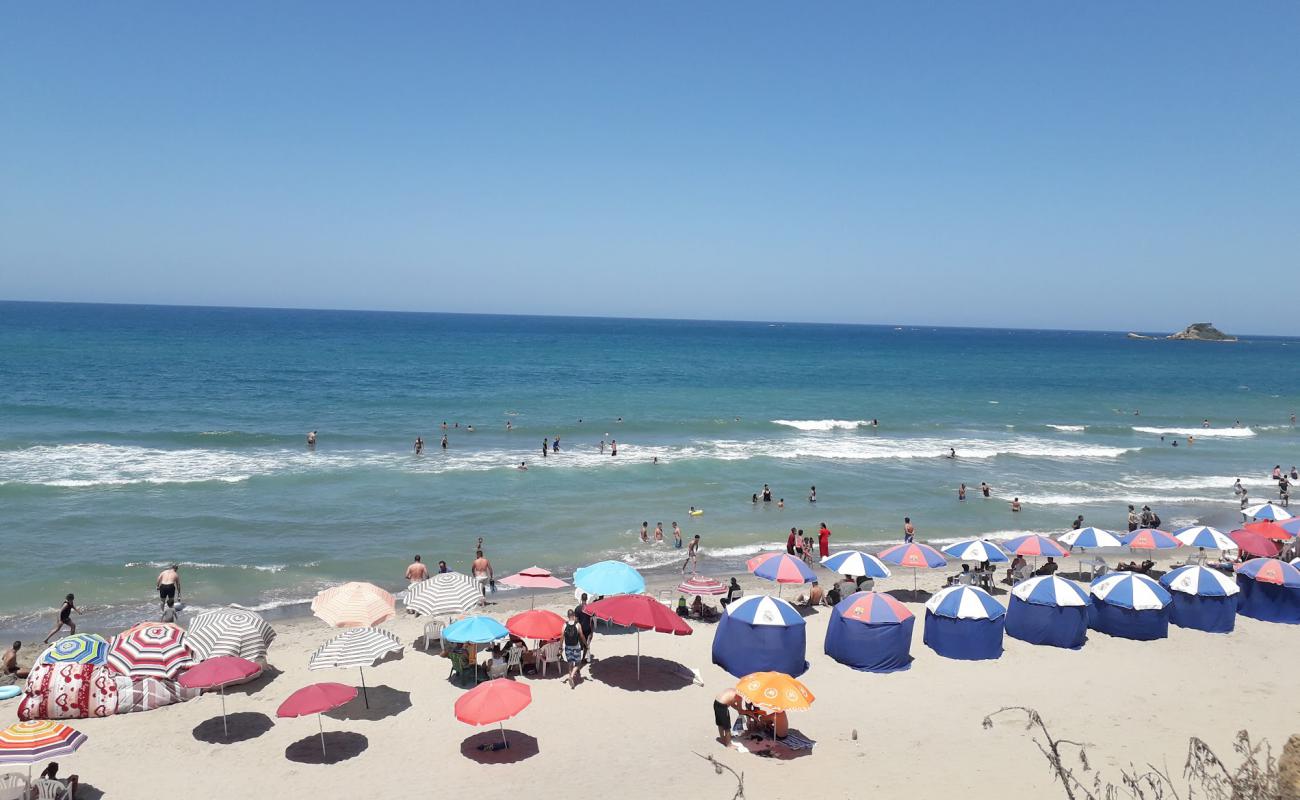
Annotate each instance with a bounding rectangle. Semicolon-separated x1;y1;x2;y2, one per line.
637;631;642;682
318;713;327;759
221;685;229;739
500;721;508;749
359;667;369;709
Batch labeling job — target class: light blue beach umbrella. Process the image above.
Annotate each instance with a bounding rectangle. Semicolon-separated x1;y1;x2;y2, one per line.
573;561;645;597
442;615;510;644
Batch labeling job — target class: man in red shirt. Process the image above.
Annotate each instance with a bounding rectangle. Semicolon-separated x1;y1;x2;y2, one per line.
818;523;832;558
786;527;798;555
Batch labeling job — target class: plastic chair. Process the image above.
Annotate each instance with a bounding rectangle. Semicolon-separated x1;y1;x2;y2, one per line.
537;641;563;677
657;589;672;605
448;651;474;685
423;620;443;652
0;773;28;800
505;645;523;677
32;779;69;800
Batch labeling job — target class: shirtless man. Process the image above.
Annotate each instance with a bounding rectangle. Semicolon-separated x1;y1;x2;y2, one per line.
157;565;181;610
1;642;28;684
714;688;743;746
405;555;429;583
681;535;701;574
472;550;493;602
980;482;991;498
640;522;649;543
654;522;664;543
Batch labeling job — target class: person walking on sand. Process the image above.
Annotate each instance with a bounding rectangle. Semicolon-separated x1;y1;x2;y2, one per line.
903;517;915;543
157;565;181;610
1072;514;1084;530
561;609;588;688
471;550;493;602
714;688;743;746
818;523;832;558
43;594;79;644
681;535;701;574
405;555;429;583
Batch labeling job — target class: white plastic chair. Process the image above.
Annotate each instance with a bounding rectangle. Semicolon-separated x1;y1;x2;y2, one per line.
657;589;672;606
537;641;563;677
32;779;69;800
0;773;28;800
422;620;443;652
506;645;523;677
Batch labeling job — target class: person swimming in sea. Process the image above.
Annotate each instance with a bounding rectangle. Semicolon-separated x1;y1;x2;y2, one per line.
777;498;784;509
506;420;512;431
552;437;560;453
542;439;548;457
761;484;772;502
808;486;816;503
517;461;528;470
751;494;758;504
1010;497;1022;512
414;437;424;454
610;440;617;456
441;434;448;449
980;482;991;498
958;483;966;501
640;522;649;543
654;522;664;543
306;430;317;448
946;447;956;459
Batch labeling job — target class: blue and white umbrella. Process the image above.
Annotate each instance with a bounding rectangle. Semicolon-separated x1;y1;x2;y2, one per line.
1057;527;1123;549
1010;575;1090;607
1173;526;1235;551
940;539;1009;564
925;585;1006;620
724;595;804;627
821;551;892;578
1159;565;1239;597
1243;502;1292;521
573;561;645;596
1089;573;1171;610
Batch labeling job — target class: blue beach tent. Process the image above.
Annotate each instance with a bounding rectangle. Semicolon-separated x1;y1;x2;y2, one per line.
923;585;1006;661
1159;565;1239;633
712;595;808;678
1004;576;1090;649
824;592;914;673
1087;573;1171;641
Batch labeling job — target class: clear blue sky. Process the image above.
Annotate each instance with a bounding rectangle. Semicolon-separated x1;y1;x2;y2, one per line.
3;3;1297;333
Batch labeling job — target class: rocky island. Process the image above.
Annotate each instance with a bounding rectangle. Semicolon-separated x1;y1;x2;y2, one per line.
1127;322;1238;342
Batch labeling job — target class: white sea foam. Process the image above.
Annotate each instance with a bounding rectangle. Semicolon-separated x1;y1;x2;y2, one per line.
1047;424;1087;432
771;419;870;431
123;560;289;573
1132;426;1255;438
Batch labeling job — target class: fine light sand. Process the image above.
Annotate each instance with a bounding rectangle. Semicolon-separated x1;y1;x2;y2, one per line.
8;556;1296;800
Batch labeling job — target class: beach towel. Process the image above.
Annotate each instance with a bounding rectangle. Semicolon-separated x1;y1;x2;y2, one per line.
779;730;816;750
18;663;118;720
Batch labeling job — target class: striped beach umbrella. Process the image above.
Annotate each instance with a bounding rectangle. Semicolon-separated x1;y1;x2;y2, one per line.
1242;521;1295;541
0;721;87;782
941;539;1009;563
677;575;727;596
311;582;395;628
106;622;194;679
186;607;277;661
877;542;947;593
1279;518;1300;537
403;572;481;618
1058;527;1124;550
735;672;814;713
1002;534;1070;558
724;595;804;627
39;634;109;666
1160;565;1240;597
1243;503;1293;522
750;554;816;585
1122;529;1182;550
1089;573;1171;610
836;591;914;624
573;561;645;596
1173;526;1236;552
926;585;1006;620
1236;558;1300;587
1011;575;1090;607
821;551;892;578
308;627;402;709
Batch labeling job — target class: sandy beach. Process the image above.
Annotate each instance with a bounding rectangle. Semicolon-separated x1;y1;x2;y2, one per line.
6;552;1295;800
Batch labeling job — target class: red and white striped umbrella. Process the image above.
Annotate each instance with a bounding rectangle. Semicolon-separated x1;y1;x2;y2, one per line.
676;575;726;596
106;622;194;680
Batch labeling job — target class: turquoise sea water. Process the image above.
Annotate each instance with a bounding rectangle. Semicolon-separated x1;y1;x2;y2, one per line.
1;301;1297;634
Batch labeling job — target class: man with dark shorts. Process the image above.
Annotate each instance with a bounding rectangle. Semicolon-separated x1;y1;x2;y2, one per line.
157;565;180;610
714;688;742;746
575;594;595;661
2;641;29;685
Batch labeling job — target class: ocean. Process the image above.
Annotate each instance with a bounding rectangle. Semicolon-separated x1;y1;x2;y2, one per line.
1;301;1296;635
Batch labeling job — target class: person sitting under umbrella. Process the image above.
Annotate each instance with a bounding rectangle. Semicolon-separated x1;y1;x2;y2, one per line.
690;595;719;620
1005;555;1028;584
1033;557;1059;577
794;581;823;607
40;762;79;799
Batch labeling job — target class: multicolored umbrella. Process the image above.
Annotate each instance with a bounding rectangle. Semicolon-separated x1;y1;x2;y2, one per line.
877;542;947;592
497;566;569;608
106;622;194;679
1089;573;1171;610
1236;558;1300;587
820;551;892;578
0;721;87;782
586;594;692;680
1173;526;1236;552
311;582;395;628
1229;528;1281;558
1122;529;1182;550
925;585;1006;620
941;539;1009;563
1010;575;1090;607
676;575;727;596
506;609;565;641
186;607;276;661
276;683;357;759
1058;527;1124;550
1243;503;1293;521
1160;565;1239;597
454;678;532;749
834;591;914;624
178;656;262;739
572;561;645;596
1002;534;1070;558
40;634;108;666
1242;521;1295;541
308;627;402;709
750;554;816;585
1279;518;1300;537
403;572;481;618
735;672;815;713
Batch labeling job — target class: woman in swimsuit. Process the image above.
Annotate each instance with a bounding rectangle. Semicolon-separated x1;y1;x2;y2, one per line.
43;594;78;644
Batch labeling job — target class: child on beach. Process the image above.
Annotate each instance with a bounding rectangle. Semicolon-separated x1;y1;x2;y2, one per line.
43;593;78;644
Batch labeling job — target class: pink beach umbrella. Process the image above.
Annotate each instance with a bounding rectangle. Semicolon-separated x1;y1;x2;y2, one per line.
497;566;570;608
277;683;357;759
179;656;262;739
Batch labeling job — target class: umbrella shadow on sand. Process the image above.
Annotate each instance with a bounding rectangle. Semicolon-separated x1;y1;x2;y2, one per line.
224;665;283;696
588;655;693;692
192;711;274;744
284;731;369;765
884;588;932;604
324;685;411;722
459;730;539;764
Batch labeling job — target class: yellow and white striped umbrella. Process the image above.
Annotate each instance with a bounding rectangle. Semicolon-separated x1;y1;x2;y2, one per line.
310;582;395;628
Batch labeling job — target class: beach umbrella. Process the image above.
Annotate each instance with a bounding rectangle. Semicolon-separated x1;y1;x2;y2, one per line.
1088;573;1172;640
1236;558;1300;587
926;585;1007;619
39;634;108;666
573;561;645;596
1058;527;1124;550
497;566;569;608
820;551;892;578
824;592;915;672
712;595;808;678
1003;534;1070;558
746;552;782;571
1173;526;1236;553
877;542;947;593
1122;529;1182;550
178;656;261;739
443;615;510;644
1005;575;1091;649
750;554;816;595
735;672;815;713
923;585;1006;661
1090;573;1171;610
676;575;727;596
403;572;481;618
1243;503;1293;521
1161;565;1241;597
506;609;565;642
1229;529;1280;558
454;678;532;749
311;582;395;628
1235;558;1300;624
1242;520;1295;541
277;683;357;759
1279;518;1300;537
308;627;402;709
106;622;194;679
186;607;277;661
0;721;87;783
586;594;692;680
1160;565;1240;633
941;539;1010;563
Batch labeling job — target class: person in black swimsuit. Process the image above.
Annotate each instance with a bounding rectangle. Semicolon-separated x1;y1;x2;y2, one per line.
43;594;78;644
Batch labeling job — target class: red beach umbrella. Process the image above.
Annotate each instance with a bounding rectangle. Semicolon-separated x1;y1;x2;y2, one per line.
1228;529;1281;558
1243;521;1295;541
506;609;565;641
277;683;357;759
179;656;261;739
454;678;532;749
585;594;692;680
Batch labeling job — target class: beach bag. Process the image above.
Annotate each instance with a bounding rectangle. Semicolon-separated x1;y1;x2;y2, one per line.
18;663;118;720
113;675;201;714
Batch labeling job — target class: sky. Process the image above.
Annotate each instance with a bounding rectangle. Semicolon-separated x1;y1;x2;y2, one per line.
2;3;1298;334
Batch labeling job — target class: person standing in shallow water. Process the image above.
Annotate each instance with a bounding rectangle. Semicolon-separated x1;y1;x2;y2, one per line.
903;517;915;543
